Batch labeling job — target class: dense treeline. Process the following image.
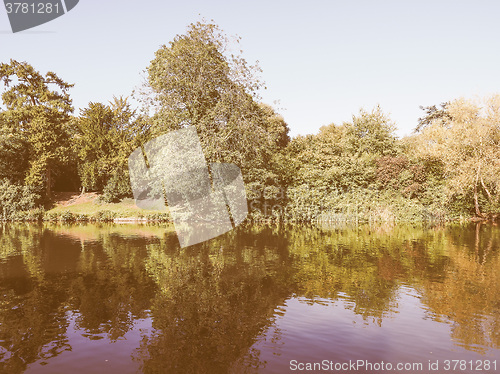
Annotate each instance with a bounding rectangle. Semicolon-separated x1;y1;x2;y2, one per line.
0;21;499;222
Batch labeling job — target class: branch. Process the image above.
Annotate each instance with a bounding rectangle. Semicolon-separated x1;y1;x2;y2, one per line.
480;174;493;202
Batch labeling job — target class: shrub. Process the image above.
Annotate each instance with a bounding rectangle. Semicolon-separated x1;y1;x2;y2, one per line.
75;214;89;222
14;210;27;222
45;212;60;222
146;212;171;222
61;211;75;223
101;167;133;203
93;210;116;222
26;208;45;222
0;179;40;220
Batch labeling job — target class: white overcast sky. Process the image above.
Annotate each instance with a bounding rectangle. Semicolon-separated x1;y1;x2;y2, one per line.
1;0;500;137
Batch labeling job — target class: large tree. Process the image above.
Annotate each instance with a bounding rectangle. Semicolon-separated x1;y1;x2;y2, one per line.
72;97;144;200
414;95;500;217
0;60;73;199
143;22;289;186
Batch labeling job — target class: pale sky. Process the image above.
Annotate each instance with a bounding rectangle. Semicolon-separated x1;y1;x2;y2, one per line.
1;0;500;137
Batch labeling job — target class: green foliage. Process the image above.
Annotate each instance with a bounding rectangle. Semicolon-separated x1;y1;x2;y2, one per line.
43;210;116;223
25;207;45;222
73;102;115;191
147;22;262;127
281;108;407;222
44;211;60;222
416;102;451;132
75;213;89;222
92;210;116;222
145;212;171;222
413;95;500;217
60;211;76;223
0;60;73;199
101;166;132;203
0;26;498;222
72;97;142;199
144;21;290;209
0;131;29;183
343;106;398;156
0;179;40;220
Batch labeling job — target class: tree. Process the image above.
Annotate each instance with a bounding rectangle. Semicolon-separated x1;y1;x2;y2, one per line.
414;95;500;217
142;21;291;219
144;21;289;182
283;107;407;221
146;21;262;129
0;60;73;199
72;97;143;200
343;106;398;156
287;107;398;191
415;102;451;133
73;102;115;192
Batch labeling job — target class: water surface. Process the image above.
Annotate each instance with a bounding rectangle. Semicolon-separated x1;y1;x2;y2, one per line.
0;223;499;373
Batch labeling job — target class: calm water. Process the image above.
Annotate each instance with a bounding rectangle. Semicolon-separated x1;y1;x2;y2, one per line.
0;223;499;373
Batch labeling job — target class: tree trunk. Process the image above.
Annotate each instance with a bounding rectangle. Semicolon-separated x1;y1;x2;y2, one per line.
474;183;482;217
480;175;493;202
46;166;51;200
474;168;483;217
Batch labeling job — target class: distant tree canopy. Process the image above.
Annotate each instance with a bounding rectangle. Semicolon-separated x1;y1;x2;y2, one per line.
286;107;398;191
282;108;406;221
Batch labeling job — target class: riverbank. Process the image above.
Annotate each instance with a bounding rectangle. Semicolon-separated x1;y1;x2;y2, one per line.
4;192;496;224
39;192;171;223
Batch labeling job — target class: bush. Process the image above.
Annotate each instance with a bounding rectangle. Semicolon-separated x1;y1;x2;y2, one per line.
0;133;30;185
146;212;171;222
45;212;60;222
26;208;45;222
61;211;75;223
93;210;116;222
0;179;40;220
101;167;133;203
14;210;27;222
75;213;89;222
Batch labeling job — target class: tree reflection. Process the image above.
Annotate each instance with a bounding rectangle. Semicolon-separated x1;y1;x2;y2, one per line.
417;223;500;353
135;228;292;373
0;225;158;372
0;225;70;373
0;222;498;373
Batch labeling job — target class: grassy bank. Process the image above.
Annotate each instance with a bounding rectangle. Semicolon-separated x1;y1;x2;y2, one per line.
41;193;172;223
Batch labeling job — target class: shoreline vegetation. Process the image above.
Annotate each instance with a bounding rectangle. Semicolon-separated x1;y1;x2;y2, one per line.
0;192;494;224
2;22;500;224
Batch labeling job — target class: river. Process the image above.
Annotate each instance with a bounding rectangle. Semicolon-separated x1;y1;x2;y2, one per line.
0;223;498;373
